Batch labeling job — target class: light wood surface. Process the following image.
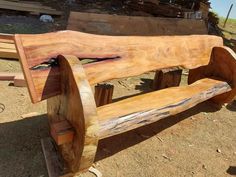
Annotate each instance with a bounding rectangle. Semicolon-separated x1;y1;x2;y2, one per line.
97;78;231;138
50;120;75;146
0;72;22;81
13;74;25;87
188;46;236;104
47;55;99;173
47;78;232;141
15;31;223;103
0;34;18;59
94;84;114;107
41;137;65;177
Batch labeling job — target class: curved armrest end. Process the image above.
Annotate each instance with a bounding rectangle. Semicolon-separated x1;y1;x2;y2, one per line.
188;46;236;104
47;55;99;173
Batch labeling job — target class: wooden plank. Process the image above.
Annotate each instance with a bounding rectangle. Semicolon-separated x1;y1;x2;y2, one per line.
0;42;15;49
0;38;14;44
47;55;99;173
97;78;232;139
67;11;208;35
0;49;18;59
0;34;18;59
0;33;14;40
13;74;26;87
41;137;65;177
0;48;18;59
0;0;54;10
50;78;232;141
50;120;74;145
14;31;223;103
0;0;62;15
0;72;21;81
0;72;26;86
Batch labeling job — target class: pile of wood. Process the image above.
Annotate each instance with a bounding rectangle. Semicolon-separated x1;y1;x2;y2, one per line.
124;0;210;19
0;0;62;16
67;12;208;35
0;34;26;87
125;1;184;18
0;34;18;59
199;2;210;19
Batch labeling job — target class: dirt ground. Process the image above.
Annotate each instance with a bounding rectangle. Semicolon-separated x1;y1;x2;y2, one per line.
0;2;236;177
1;58;236;177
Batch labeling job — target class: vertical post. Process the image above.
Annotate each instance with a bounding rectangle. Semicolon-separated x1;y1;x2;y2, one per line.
95;84;114;107
223;4;233;28
153;68;182;90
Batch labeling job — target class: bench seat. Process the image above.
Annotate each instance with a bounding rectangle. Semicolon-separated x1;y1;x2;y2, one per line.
98;78;231;138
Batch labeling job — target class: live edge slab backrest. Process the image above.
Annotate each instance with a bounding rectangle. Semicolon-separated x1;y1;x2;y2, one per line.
14;30;223;103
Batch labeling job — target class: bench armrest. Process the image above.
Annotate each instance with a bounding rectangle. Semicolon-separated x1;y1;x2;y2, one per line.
189;46;236;104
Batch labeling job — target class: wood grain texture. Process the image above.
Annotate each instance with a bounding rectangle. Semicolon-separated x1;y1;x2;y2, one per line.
97;78;231;139
153;68;182;90
67;11;207;35
15;31;223;103
47;55;99;173
0;34;18;59
94;84;114;107
0;33;14;40
188;47;236;104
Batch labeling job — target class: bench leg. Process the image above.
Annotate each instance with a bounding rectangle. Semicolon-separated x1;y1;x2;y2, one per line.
47;55;99;175
94;84;114;107
188;47;236;104
153;68;182;90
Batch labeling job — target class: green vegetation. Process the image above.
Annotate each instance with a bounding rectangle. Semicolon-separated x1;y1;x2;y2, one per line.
219;17;236;40
218;17;236;49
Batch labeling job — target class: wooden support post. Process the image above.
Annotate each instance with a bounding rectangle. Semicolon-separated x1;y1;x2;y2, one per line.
14;74;26;87
41;137;66;177
94;84;114;107
153;68;182;90
223;4;233;28
0;72;19;81
50;120;75;146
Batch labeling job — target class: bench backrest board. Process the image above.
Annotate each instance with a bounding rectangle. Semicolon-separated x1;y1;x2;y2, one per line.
15;31;223;103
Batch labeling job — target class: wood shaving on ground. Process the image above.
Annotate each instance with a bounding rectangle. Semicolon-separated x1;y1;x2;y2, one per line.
20;112;40;118
0;103;5;113
89;167;102;177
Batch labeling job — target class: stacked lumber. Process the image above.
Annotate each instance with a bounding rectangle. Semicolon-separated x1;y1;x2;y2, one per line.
199;2;209;19
125;1;184;17
122;0;211;19
0;0;62;16
94;84;114;107
0;34;18;59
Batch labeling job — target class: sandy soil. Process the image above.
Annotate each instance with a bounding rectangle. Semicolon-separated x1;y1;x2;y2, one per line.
0;59;236;177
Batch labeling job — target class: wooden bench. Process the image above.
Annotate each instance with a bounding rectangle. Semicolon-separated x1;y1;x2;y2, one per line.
14;31;236;176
